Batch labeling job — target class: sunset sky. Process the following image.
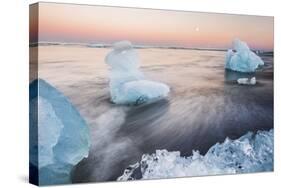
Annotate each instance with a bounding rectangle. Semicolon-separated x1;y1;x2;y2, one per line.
30;2;274;51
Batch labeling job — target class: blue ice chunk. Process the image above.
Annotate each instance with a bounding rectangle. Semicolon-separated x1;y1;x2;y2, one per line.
118;129;273;180
105;41;170;105
225;39;264;72
29;79;91;185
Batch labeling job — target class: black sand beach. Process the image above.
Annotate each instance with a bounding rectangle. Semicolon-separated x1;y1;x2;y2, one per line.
34;45;273;183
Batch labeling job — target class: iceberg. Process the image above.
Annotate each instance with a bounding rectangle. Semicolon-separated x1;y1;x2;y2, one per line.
118;129;273;180
105;41;170;105
225;39;264;72
237;77;256;85
29;79;91;185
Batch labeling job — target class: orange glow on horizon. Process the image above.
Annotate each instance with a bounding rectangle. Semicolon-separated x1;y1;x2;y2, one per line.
32;2;274;50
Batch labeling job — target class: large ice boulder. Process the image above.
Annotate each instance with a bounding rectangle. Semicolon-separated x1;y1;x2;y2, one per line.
105;41;170;105
225;39;264;72
29;79;91;185
118;129;273;180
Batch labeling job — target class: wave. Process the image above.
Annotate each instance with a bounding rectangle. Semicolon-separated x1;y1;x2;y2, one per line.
118;129;273;181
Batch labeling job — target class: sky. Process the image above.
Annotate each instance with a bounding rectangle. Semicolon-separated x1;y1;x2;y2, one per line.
30;2;274;51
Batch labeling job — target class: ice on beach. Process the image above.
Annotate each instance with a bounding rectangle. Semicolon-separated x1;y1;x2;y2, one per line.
237;77;256;85
29;79;91;185
225;39;264;72
105;41;170;105
118;129;273;180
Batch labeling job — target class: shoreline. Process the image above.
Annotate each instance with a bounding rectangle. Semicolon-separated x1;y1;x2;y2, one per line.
34;45;273;183
29;43;274;54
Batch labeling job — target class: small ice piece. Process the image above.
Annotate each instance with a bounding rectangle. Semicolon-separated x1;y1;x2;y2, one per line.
118;129;273;180
225;39;264;72
250;77;257;85
237;77;256;85
29;79;91;185
105;40;170;105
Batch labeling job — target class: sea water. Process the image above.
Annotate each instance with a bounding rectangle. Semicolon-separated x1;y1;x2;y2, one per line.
34;44;273;182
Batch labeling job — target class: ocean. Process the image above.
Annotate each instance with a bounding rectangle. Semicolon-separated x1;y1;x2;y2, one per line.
33;44;273;182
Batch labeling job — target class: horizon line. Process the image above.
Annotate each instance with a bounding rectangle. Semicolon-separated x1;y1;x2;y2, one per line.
29;41;274;52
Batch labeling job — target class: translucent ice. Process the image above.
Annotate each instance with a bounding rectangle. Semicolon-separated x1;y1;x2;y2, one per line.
105;41;170;105
237;77;256;85
225;39;264;72
118;129;273;180
29;79;91;185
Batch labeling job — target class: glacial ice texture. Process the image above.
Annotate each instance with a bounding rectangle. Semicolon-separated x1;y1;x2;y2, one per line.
237;77;256;85
105;41;170;105
29;79;91;185
225;39;264;72
118;129;273;180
